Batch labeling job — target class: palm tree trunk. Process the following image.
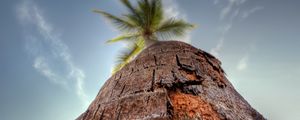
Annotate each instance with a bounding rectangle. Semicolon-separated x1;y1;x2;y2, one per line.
77;41;265;120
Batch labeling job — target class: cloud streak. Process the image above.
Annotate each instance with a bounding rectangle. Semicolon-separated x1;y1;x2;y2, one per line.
219;0;246;20
33;57;68;86
237;54;249;71
211;0;244;58
210;24;232;57
163;0;192;43
210;0;263;58
16;1;89;106
241;6;264;19
211;0;246;58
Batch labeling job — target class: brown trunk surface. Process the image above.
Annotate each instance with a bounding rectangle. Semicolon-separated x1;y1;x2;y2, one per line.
77;41;265;120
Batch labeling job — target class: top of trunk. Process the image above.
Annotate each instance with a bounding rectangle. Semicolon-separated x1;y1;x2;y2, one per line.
77;41;265;120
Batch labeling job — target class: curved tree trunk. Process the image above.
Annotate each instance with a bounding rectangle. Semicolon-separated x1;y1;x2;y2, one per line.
77;41;265;120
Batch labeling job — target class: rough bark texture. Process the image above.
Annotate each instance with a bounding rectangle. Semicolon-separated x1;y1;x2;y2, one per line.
77;41;265;120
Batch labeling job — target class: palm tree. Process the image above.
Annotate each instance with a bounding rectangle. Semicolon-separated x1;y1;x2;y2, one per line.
94;0;195;73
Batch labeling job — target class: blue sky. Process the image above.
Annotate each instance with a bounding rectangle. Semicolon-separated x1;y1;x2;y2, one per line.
0;0;299;119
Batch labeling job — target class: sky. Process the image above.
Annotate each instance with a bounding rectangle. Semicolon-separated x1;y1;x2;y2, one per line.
0;0;299;119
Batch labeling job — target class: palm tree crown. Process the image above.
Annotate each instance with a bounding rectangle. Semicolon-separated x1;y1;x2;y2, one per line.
94;0;195;73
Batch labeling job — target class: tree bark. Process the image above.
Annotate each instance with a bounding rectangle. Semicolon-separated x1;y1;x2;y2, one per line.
77;41;265;120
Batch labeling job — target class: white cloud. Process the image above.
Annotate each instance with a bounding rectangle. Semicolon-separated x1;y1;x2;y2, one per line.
237;54;249;71
163;0;181;19
220;0;247;20
162;0;191;43
210;24;232;58
210;37;224;58
241;6;264;19
16;1;89;106
33;57;67;86
211;0;263;58
211;0;246;58
220;2;232;20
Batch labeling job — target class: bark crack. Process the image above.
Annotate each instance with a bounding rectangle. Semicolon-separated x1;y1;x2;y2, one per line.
99;108;106;120
118;85;126;97
145;95;150;104
176;54;194;71
175;54;181;68
154;55;157;65
172;70;202;85
203;52;227;88
110;78;121;98
150;69;156;92
203;53;223;74
115;104;122;120
92;104;101;120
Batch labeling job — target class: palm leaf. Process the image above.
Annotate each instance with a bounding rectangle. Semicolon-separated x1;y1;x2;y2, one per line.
137;0;152;30
137;0;163;30
150;0;163;29
106;34;141;43
94;0;196;74
120;0;139;16
93;9;137;32
155;18;195;39
120;0;143;25
124;14;143;28
112;40;144;73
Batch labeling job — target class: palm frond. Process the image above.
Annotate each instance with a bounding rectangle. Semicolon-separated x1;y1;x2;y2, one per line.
138;0;151;28
121;0;135;13
155;18;195;40
93;9;137;32
106;34;141;43
150;0;163;29
136;0;163;30
124;14;143;29
120;0;139;16
120;0;143;25
112;40;144;73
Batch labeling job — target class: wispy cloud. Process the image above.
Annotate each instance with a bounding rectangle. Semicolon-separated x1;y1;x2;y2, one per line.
16;1;89;106
211;0;245;58
163;0;192;43
241;6;264;19
237;54;249;71
33;57;68;86
236;43;257;71
210;24;231;57
219;0;246;20
163;0;180;19
210;0;263;58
